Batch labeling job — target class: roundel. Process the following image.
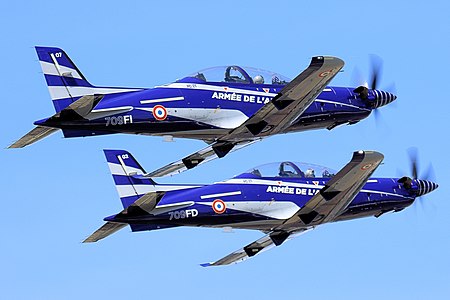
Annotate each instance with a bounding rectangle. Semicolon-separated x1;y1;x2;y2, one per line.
212;199;226;214
361;163;373;170
152;105;168;121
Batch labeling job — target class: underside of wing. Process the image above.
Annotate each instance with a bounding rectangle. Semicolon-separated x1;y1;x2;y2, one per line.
281;151;384;230
144;139;260;177
221;56;345;141
201;228;312;267
8;126;59;148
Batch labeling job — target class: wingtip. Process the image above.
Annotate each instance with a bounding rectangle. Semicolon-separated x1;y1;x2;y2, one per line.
200;263;212;267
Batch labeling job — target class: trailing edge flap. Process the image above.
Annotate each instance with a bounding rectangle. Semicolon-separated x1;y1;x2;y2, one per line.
83;221;127;243
281;151;384;229
8;126;58;148
201;228;312;267
221;56;345;141
144;139;260;178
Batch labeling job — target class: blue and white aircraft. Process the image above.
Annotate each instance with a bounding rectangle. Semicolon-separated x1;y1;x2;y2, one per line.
10;47;396;176
84;149;438;266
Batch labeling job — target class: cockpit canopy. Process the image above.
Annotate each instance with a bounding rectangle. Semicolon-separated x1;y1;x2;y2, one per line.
177;66;291;85
236;162;337;179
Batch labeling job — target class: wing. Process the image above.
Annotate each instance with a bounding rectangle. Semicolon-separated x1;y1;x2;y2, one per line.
201;228;312;267
280;151;384;230
83;222;127;243
8;126;59;148
220;56;344;141
146;56;343;177
144;139;260;177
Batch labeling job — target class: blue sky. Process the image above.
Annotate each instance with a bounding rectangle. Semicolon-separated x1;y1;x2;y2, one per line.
1;0;449;299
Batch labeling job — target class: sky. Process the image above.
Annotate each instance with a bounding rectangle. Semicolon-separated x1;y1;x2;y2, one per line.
1;0;449;299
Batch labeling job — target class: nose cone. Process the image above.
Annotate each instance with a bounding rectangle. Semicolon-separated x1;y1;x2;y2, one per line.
415;179;439;196
372;90;397;108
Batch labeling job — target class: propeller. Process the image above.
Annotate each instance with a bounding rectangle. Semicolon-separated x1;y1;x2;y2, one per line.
352;55;397;128
398;148;437;198
407;148;435;181
352;55;384;99
368;54;383;90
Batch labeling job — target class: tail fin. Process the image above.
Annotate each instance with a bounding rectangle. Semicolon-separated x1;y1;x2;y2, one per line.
104;149;157;209
35;46;142;113
36;46;94;112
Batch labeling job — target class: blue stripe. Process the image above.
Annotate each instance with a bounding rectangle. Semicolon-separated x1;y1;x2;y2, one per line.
119;195;140;209
53;99;73;112
112;174;153;186
44;74;92;87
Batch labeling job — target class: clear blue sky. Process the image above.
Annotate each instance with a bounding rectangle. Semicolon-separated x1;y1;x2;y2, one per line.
1;1;449;299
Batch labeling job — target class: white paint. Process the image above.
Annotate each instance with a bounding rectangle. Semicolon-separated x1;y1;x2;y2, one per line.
140;96;184;104
48;86;143;100
200;191;242;199
137;107;248;129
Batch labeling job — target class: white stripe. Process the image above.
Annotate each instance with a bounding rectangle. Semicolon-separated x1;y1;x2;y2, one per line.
140;96;184;104
39;61;83;80
48;86;143;100
315;99;368;110
91;106;133;113
50;53;62;75
200;191;242;199
151;201;195;216
86;106;134;120
116;184;200;198
360;189;407;198
219;178;324;189
108;162;143;176
157;83;278;97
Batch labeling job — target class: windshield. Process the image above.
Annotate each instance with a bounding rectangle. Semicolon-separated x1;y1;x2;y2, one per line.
239;162;337;179
179;66;291;85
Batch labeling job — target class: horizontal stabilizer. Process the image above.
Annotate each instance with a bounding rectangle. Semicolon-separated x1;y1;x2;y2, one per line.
117;191;166;217
8;126;58;148
50;94;104;121
83;222;127;243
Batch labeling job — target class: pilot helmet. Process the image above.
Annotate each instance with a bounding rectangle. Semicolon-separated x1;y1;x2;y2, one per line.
253;75;264;84
305;168;315;178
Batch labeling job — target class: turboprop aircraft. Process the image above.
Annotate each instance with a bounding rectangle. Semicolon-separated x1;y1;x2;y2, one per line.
9;47;396;176
83;149;437;266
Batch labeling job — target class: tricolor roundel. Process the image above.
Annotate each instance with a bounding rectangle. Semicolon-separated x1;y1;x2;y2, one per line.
212;199;226;214
152;105;168;121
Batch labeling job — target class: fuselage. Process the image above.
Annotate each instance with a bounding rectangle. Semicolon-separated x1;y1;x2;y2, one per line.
39;80;373;140
109;175;416;233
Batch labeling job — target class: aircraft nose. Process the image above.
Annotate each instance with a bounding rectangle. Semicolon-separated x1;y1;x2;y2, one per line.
371;90;397;108
415;179;439;196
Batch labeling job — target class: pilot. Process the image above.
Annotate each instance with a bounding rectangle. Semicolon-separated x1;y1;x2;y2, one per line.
253;75;264;84
322;170;332;178
305;168;315;178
